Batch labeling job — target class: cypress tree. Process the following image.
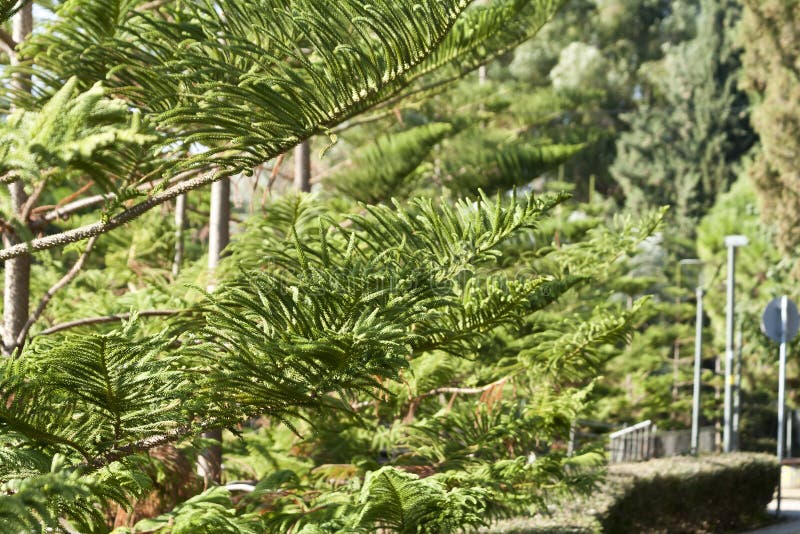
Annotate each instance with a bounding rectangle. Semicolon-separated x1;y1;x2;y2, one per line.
611;0;754;242
740;0;800;258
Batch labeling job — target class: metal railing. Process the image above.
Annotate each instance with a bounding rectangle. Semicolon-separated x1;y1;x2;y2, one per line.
609;420;656;463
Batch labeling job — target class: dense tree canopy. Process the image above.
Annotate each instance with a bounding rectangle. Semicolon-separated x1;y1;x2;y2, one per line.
1;0;799;532
740;0;800;260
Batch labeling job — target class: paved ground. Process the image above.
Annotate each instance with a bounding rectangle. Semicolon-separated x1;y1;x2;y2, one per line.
745;489;800;534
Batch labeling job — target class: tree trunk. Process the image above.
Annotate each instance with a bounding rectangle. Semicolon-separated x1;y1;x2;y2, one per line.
208;178;230;271
172;193;187;278
3;183;30;355
2;3;33;356
197;178;230;485
294;141;311;192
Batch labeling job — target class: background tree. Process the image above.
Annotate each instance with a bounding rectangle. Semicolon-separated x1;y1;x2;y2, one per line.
2;2;31;355
500;0;698;200
610;0;754;250
740;0;800;264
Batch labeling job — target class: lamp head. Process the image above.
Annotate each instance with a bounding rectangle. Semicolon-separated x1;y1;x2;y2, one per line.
724;235;748;248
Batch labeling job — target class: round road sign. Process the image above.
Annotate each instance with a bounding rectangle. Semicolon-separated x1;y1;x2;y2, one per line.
761;297;800;343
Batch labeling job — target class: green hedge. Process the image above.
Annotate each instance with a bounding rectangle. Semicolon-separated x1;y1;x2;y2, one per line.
598;453;779;533
483;453;778;533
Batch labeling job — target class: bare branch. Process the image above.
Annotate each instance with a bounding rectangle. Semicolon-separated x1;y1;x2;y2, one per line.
89;422;196;469
19;180;46;223
172;193;187;278
0;168;232;261
33;192;114;227
135;0;172;12
330;107;399;135
350;375;513;411
0;27;15;57
416;376;510;399
48;180;96;211
16;236;99;347
266;153;286;195
34;310;180;337
32;169;204;228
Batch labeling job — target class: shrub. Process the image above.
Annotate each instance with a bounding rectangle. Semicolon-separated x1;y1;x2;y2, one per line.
598;453;778;533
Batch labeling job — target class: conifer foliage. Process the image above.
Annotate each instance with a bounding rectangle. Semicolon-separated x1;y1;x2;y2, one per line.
0;190;653;532
610;0;754;239
2;0;566;262
0;0;661;532
740;0;800;258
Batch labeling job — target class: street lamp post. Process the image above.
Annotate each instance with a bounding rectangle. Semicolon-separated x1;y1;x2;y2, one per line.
680;259;704;455
733;325;743;451
723;235;748;453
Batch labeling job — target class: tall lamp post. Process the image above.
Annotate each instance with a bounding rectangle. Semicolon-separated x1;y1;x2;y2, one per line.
680;259;704;455
723;235;748;452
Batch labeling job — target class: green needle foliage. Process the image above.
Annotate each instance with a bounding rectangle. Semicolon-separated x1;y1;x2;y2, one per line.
440;134;586;197
0;323;188;463
355;466;488;533
0;1;672;531
0;78;156;193
119;487;264;534
0;0;21;24
10;0;565;177
0;189;657;531
327;122;454;203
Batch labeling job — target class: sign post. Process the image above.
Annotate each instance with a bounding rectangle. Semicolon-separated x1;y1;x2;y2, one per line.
762;296;800;517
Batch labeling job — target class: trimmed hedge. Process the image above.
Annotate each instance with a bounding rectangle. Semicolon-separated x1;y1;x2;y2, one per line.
599;453;779;533
483;453;778;533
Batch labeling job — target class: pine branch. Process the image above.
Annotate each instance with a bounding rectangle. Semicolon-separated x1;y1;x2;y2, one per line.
34;310;180;337
88;422;195;469
1;1;543;262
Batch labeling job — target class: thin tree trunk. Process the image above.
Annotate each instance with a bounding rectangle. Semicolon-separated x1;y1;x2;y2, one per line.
10;3;32;73
3;183;30;355
2;3;33;356
294;141;311;192
198;178;230;485
172;193;187;278
208;178;230;270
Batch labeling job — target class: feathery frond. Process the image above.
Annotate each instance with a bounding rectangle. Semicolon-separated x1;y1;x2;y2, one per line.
122;487;264;534
356;466;487;533
328;123;454;204
0;323;188;462
0;78;156;192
